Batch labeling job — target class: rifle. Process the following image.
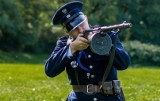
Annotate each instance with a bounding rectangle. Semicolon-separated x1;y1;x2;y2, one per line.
83;21;132;55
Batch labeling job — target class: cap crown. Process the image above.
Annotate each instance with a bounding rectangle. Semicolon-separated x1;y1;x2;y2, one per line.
52;1;83;25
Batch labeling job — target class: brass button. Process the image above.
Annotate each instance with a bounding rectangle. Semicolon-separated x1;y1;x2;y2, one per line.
93;98;97;101
86;73;90;79
88;54;92;58
91;75;95;78
89;65;93;69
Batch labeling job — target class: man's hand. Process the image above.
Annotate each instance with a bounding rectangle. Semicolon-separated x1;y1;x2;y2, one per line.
70;34;89;54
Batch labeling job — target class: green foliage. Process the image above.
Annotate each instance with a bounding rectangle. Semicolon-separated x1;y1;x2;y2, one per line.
116;0;160;45
15;0;70;53
123;40;160;66
0;0;59;53
0;0;27;51
0;0;160;65
84;0;160;44
0;64;159;101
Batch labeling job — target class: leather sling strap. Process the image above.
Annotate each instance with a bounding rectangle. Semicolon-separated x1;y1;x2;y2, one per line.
100;29;126;101
101;30;119;86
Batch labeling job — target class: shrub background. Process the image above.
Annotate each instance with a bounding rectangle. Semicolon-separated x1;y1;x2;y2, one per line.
124;41;160;66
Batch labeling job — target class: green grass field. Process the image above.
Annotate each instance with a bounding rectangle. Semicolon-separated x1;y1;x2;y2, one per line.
0;64;160;101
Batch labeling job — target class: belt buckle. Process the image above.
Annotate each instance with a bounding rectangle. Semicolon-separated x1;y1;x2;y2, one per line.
87;84;94;94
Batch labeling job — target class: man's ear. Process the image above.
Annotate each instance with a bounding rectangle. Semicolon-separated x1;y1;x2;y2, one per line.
66;32;69;35
84;15;88;21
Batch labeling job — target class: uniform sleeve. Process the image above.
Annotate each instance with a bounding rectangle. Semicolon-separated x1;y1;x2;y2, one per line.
44;37;74;77
109;32;131;70
113;37;131;70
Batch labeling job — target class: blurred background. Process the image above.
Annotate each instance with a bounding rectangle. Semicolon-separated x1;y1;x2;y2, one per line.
0;0;160;65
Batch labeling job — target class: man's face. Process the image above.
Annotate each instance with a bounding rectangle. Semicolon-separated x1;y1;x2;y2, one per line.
68;16;90;39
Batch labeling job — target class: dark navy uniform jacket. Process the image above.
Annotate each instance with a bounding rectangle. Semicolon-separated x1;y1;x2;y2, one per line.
45;32;130;101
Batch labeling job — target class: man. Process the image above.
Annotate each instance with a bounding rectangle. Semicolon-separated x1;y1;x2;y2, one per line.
45;1;130;101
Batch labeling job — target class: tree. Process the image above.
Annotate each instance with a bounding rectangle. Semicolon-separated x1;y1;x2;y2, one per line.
0;0;31;51
0;0;160;53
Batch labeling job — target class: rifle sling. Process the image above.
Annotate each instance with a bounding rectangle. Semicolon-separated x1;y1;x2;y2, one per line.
101;30;119;85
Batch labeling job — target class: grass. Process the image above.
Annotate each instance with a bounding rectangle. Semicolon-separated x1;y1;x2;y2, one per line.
0;64;160;101
0;64;71;101
118;67;160;101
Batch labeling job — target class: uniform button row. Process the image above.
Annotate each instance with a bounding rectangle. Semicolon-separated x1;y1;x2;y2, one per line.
86;73;95;79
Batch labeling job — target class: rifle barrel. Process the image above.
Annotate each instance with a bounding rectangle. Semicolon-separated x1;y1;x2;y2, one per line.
84;21;132;33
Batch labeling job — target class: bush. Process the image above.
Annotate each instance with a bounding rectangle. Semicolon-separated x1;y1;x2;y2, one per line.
123;40;160;66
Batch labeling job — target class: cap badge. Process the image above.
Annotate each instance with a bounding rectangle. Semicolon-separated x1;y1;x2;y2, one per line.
62;8;67;14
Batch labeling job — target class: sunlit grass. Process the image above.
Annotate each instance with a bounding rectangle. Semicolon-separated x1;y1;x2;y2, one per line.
0;64;160;101
0;64;71;101
119;67;160;101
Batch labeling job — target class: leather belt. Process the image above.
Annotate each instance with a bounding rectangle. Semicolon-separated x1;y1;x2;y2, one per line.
73;84;101;94
72;80;121;95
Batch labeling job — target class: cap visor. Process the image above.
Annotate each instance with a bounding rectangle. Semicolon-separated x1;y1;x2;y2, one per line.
68;15;86;32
